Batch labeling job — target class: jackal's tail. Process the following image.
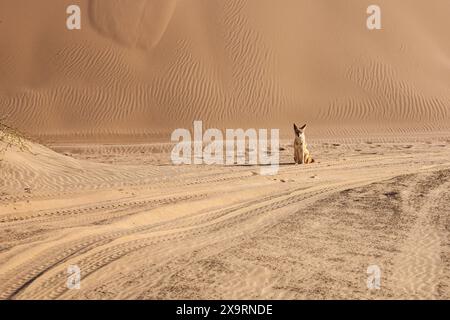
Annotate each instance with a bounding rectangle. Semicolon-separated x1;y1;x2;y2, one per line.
305;156;315;164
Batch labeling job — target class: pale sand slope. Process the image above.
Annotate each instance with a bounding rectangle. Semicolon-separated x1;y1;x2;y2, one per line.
0;135;449;300
1;0;450;141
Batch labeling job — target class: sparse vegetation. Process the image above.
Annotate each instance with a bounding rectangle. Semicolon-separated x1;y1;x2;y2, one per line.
0;116;29;157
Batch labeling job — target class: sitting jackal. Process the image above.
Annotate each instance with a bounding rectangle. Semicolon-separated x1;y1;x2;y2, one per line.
293;123;314;164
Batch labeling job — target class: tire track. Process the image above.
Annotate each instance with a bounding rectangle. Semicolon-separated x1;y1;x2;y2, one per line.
0;194;205;226
391;171;449;299
8;178;391;300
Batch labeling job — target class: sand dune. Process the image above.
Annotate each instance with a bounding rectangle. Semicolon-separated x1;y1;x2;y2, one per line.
90;0;177;50
1;0;450;141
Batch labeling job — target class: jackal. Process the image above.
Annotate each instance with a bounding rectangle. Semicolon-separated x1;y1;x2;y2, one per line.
293;124;314;164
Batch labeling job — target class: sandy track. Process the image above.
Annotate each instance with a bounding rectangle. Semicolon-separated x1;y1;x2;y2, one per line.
391;172;449;299
0;137;449;299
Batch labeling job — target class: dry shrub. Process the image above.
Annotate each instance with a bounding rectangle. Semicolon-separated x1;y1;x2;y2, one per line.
0;116;29;157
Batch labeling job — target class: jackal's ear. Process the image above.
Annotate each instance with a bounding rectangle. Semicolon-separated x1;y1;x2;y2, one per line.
294;124;300;134
300;124;307;130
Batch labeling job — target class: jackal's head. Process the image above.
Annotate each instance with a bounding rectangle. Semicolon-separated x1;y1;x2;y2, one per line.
293;124;307;139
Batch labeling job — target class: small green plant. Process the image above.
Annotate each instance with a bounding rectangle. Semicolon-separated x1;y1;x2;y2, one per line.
0;116;29;157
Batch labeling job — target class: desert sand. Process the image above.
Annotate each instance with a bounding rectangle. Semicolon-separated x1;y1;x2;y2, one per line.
1;136;449;299
1;0;450;300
